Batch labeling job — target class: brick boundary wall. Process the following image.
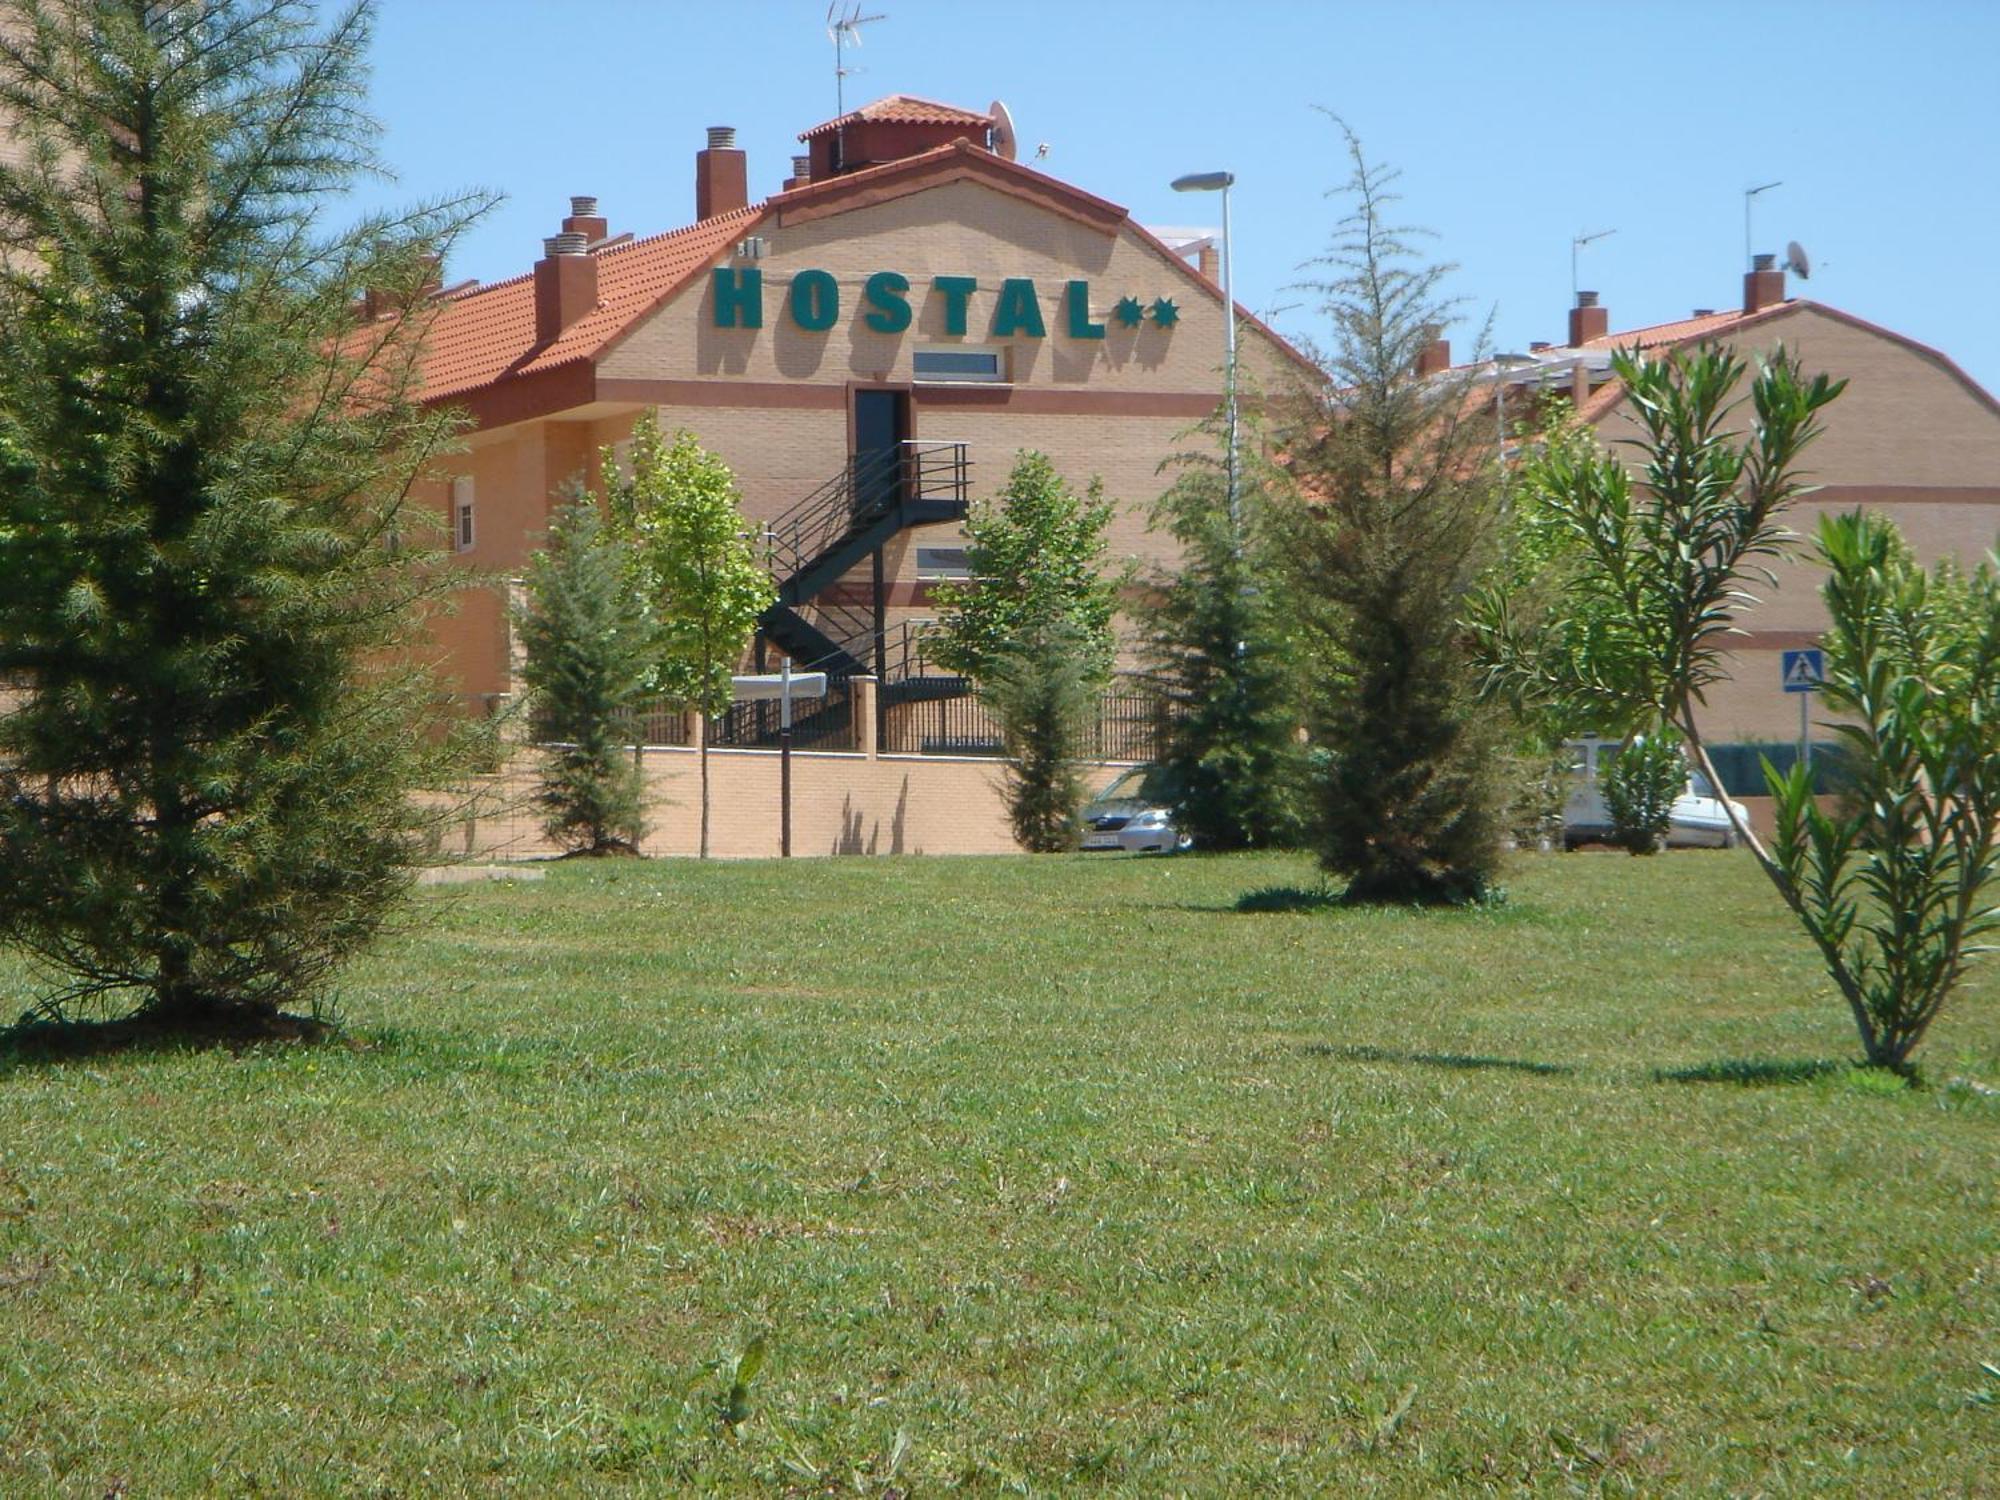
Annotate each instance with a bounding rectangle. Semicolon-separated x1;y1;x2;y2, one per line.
447;676;1136;861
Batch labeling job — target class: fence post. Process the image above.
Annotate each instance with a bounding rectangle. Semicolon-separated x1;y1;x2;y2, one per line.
853;676;879;759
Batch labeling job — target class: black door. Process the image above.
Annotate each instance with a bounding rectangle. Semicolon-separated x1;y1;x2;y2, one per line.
852;389;908;517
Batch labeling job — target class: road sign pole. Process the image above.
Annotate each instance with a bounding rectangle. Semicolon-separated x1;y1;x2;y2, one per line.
780;657;793;859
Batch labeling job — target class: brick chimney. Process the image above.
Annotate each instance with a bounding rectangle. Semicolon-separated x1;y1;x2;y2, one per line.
696;126;748;220
782;153;812;192
1197;242;1219;282
1568;290;1608;347
1414;325;1451;377
562;195;607;243
1743;252;1786;314
533;230;597;345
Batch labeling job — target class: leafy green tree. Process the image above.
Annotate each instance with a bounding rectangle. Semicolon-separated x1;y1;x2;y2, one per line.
1276;122;1509;904
1141;463;1304;850
517;489;658;856
0;0;485;1034
982;617;1100;852
932;451;1117;852
1464;346;2000;1073
1767;512;2000;1072
1469;345;1843;748
604;414;773;859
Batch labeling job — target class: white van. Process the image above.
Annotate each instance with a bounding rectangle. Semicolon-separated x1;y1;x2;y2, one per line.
1563;737;1749;849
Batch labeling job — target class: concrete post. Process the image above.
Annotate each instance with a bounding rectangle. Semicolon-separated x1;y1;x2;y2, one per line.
852;675;879;758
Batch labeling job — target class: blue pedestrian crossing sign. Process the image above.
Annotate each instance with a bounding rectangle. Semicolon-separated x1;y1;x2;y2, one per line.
1781;648;1825;693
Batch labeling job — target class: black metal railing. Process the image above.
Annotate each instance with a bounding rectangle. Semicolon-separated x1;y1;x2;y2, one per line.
707;677;859;752
526;697;693;749
762;441;969;587
881;676;1173;762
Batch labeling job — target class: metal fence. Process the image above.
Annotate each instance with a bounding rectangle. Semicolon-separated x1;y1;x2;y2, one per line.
883;678;1172;763
527;698;692;749
707;676;859;752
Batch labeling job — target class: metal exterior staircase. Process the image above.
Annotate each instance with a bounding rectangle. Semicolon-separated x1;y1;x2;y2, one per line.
758;441;970;683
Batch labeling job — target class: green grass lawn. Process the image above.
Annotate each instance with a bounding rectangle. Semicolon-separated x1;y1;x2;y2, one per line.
2;851;1996;1495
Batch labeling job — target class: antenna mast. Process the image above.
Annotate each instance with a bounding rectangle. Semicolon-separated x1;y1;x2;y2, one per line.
1744;181;1782;271
827;2;885;118
1571;227;1616;304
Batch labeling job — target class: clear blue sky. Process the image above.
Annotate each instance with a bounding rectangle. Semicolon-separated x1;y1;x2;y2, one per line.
351;0;2000;392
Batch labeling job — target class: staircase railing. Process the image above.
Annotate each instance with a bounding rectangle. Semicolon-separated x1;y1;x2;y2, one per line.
762;440;969;588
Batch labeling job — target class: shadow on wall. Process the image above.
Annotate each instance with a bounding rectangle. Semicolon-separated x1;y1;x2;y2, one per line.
830;777;913;856
832;793;872;855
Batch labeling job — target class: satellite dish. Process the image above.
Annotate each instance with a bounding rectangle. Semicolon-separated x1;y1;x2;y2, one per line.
1784;240;1812;279
988;99;1019;161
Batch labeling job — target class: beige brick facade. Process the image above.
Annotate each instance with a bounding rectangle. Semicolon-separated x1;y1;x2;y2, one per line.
419;166;1300;702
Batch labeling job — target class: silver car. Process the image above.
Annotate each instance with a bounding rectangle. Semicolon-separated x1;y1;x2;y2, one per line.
1563;737;1750;849
1080;767;1190;853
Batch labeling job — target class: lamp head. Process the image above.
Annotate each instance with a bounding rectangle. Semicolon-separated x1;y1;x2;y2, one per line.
1171;171;1235;193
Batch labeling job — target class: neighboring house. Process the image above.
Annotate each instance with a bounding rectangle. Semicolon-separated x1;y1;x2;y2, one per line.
1454;259;2000;761
405;95;1310;736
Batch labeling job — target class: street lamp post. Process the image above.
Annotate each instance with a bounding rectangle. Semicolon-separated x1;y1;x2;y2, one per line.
1171;170;1238;551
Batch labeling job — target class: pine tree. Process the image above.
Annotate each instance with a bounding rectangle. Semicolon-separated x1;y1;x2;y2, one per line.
517;489;657;855
0;0;488;1033
932;451;1118;852
604;414;773;859
1142;464;1304;850
1278;121;1509;904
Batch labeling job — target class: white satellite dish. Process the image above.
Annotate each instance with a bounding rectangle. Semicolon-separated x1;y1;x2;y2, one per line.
988;99;1019;161
1784;239;1812;279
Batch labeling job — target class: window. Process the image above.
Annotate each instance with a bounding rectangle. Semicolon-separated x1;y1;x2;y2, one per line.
915;546;971;579
913;347;1007;384
452;476;474;553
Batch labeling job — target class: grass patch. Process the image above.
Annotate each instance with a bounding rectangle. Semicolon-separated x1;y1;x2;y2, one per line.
0;851;1995;1492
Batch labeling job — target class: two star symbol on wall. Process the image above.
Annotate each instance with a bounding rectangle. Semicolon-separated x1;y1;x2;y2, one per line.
1113;295;1178;329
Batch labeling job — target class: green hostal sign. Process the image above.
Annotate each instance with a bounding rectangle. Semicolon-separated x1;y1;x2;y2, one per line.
710;269;1180;337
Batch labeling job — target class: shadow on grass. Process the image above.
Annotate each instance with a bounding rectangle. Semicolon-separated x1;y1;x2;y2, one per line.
1305;1043;1576;1077
0;1009;334;1072
1234;883;1343;914
1652;1058;1847;1087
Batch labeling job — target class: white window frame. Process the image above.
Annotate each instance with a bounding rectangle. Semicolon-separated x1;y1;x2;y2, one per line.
452;475;475;554
913;346;1009;385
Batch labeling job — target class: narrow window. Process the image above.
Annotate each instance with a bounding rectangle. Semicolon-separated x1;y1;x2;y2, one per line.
913;347;1008;384
914;546;972;579
452;475;475;553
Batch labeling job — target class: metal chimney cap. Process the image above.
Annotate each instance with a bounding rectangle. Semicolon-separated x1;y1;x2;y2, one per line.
551;231;589;256
791;154;811;174
707;126;737;150
569;195;599;218
1752;252;1777;271
1576;290;1600;308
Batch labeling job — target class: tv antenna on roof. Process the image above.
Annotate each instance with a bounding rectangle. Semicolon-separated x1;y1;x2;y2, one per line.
1784;239;1812;280
1571;227;1616;304
827;2;885;118
1744;180;1782;270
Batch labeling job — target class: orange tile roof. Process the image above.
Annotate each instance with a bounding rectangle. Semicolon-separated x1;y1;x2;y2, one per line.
1578;306;1761;351
799;94;992;141
418;203;764;403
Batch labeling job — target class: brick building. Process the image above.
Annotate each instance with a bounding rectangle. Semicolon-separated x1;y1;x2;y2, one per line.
410;96;1308;741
